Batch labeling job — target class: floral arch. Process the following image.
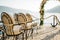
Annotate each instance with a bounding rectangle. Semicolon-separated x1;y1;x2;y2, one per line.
40;0;60;25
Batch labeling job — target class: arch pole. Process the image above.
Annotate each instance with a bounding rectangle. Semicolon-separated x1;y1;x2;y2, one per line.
40;0;47;25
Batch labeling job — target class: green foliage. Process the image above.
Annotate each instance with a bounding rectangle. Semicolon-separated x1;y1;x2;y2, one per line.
40;20;43;25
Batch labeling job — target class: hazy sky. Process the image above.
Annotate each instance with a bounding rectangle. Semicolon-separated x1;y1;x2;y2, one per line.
0;0;60;12
0;0;60;23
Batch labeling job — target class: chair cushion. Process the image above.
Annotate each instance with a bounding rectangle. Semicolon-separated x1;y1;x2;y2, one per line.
26;22;37;29
13;25;23;35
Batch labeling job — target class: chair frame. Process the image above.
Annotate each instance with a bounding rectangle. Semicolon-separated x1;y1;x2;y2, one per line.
15;13;31;40
1;12;24;40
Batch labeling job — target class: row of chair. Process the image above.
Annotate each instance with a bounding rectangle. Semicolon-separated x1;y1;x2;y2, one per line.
0;12;37;40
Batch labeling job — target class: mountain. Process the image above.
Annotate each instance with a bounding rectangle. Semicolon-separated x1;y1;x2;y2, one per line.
0;6;34;13
0;6;40;20
45;6;60;13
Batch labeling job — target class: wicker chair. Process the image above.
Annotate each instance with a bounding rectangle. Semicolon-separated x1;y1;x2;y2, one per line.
15;13;33;40
25;14;38;38
26;13;38;28
14;13;38;40
1;12;24;40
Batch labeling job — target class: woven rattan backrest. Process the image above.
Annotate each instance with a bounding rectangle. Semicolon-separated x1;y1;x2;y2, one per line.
26;14;32;22
17;13;27;23
1;12;14;35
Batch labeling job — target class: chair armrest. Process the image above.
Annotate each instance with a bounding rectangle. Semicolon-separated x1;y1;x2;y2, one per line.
31;23;37;27
4;23;25;35
4;23;25;27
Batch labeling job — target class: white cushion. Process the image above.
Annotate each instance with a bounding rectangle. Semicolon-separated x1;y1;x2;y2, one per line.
13;25;22;34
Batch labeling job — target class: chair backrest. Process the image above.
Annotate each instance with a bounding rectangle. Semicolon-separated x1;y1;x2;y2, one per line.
14;13;27;28
1;12;14;35
26;14;32;22
26;14;37;28
17;13;27;24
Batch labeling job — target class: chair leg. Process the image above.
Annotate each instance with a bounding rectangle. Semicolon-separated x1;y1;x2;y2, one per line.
31;28;33;39
36;27;38;34
25;30;27;40
22;33;24;40
2;31;4;40
12;36;17;40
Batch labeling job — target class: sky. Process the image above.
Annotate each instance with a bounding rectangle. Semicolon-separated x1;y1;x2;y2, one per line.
0;0;60;12
0;0;60;24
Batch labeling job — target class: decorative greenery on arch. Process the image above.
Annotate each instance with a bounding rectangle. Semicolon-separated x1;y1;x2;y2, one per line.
40;0;60;25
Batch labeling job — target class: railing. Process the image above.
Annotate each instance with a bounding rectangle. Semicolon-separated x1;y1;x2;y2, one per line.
31;15;60;25
44;15;60;25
